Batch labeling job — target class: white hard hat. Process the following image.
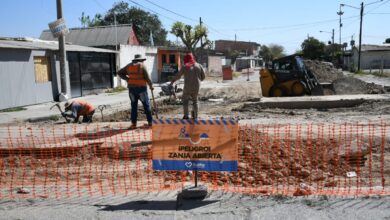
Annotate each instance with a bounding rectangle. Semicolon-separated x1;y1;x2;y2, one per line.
64;100;73;109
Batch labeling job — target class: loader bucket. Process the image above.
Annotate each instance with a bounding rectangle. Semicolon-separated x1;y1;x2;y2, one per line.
320;82;335;95
310;85;324;96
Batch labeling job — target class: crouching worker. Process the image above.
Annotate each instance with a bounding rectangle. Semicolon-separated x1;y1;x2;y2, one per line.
62;100;95;123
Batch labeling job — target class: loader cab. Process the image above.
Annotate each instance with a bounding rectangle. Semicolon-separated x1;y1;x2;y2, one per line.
272;56;305;82
260;54;325;97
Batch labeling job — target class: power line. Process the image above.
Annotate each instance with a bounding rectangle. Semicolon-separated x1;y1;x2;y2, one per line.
128;0;179;22
92;0;107;11
340;17;361;29
142;0;198;23
366;0;390;13
140;0;233;38
218;15;360;32
203;23;234;38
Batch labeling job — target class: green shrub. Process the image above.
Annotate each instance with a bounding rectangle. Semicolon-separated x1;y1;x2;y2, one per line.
0;107;27;112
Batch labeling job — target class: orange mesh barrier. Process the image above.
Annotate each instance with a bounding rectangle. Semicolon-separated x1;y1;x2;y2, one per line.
0;121;388;198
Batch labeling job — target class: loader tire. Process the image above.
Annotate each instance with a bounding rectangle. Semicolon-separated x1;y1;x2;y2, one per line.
292;81;306;96
270;86;285;97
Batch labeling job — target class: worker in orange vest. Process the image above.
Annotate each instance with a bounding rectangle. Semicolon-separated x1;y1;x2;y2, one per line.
118;54;154;128
62;100;95;123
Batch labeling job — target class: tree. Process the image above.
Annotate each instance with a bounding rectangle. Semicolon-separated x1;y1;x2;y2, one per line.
226;49;240;64
87;1;168;46
79;12;104;27
171;21;210;54
324;43;342;61
301;37;326;60
79;12;90;28
259;44;285;63
89;14;104;27
259;45;272;63
269;44;285;59
386;38;390;44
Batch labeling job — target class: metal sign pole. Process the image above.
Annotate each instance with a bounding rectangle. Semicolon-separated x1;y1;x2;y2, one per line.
195;170;198;187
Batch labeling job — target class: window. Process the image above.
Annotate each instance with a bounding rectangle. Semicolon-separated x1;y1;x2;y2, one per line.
162;54;167;64
274;60;293;71
34;56;51;83
169;54;176;64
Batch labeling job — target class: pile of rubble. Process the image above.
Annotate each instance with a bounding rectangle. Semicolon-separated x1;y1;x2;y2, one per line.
304;60;344;83
304;60;385;94
162;128;372;194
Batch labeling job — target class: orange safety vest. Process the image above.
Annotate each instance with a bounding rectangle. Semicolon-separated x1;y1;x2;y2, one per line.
127;63;147;86
76;100;95;116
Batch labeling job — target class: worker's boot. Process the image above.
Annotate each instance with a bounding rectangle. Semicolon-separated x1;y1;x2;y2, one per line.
191;111;196;120
129;123;137;129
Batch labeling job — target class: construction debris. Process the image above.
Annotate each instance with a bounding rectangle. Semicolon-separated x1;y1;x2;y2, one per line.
304;60;386;95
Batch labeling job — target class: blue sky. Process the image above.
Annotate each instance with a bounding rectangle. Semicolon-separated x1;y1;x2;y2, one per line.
0;0;389;54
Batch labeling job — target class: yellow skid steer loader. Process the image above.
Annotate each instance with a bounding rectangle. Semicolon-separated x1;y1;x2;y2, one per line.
260;55;332;97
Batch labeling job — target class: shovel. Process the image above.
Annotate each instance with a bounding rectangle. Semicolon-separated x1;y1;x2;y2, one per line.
151;88;159;119
50;103;70;123
98;104;110;121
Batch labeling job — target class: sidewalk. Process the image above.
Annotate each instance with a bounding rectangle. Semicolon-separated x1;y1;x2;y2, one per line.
0;76;249;125
343;71;390;87
0;85;164;125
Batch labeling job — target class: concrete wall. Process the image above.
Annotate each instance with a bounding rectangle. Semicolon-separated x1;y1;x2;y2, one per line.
116;45;158;87
351;49;390;70
361;51;390;70
0;48;57;109
208;56;224;76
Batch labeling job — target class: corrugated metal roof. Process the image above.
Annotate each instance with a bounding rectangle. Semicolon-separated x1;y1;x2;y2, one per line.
0;38;117;53
40;24;134;46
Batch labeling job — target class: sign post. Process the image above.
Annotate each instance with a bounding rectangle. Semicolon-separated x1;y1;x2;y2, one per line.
48;18;69;38
152;119;239;198
49;0;70;99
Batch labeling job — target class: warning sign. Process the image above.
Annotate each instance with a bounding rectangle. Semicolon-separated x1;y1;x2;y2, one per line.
152;119;238;171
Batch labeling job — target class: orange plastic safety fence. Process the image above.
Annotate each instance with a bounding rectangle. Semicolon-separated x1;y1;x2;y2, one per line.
0;121;388;198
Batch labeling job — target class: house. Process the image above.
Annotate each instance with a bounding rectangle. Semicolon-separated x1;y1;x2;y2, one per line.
0;38;117;110
158;47;188;82
347;44;390;72
235;56;263;71
40;24;140;48
215;40;260;56
40;25;161;84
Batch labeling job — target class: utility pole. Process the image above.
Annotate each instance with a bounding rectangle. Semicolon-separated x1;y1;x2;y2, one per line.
337;5;344;68
114;12;118;51
337;5;344;46
358;2;364;72
332;29;335;62
341;0;383;72
320;29;335;57
56;0;68;97
199;17;203;64
332;29;335;45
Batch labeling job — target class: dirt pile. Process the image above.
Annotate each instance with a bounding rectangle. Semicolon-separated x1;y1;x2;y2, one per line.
304;60;385;94
199;82;261;102
333;76;385;94
304;60;344;83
